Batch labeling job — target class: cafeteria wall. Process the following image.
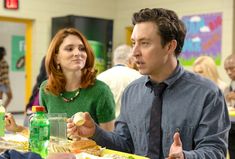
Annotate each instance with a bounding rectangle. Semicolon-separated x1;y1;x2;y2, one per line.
0;0;234;110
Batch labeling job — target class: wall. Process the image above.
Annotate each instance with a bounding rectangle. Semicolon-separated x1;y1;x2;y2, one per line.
114;0;234;84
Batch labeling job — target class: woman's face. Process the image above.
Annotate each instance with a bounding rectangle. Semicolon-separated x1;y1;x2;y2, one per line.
56;34;87;72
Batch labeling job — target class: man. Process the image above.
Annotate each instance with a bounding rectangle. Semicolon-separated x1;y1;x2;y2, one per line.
67;8;230;159
0;47;12;108
224;54;235;159
97;44;141;117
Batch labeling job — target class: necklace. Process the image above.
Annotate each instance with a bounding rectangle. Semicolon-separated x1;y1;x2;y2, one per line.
60;89;80;102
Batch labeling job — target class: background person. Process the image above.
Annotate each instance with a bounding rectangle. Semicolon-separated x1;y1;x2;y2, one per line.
224;53;235;159
192;55;227;92
67;8;230;159
97;44;141;117
0;46;12;109
23;56;47;127
40;28;115;132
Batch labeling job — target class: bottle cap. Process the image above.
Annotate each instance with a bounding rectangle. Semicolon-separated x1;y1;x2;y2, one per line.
32;106;45;113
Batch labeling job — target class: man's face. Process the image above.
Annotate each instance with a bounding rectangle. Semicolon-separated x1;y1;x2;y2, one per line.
224;58;235;80
131;22;170;78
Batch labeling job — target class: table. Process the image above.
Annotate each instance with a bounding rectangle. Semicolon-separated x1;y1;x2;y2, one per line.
229;110;235;123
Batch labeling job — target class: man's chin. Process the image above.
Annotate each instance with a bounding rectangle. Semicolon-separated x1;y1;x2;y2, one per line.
138;69;148;75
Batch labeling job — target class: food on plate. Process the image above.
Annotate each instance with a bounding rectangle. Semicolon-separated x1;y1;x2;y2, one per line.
70;139;103;156
49;142;71;153
73;112;85;126
103;154;135;159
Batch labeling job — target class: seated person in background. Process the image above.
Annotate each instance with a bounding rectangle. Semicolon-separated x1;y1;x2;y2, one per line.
40;28;115;133
97;44;141;117
5;113;27;133
224;54;235;109
192;55;227;92
24;56;47;127
224;54;235;159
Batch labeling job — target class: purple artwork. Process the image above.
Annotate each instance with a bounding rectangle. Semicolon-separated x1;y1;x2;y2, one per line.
180;12;222;65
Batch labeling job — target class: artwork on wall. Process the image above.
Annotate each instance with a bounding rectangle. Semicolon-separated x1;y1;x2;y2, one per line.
11;35;25;71
179;12;222;66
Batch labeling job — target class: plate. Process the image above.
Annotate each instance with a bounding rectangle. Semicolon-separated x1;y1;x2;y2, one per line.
102;149;149;159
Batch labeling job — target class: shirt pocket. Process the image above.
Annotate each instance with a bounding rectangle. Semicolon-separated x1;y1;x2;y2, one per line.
162;126;195;157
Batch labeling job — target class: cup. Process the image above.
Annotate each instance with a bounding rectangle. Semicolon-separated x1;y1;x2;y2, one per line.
47;113;67;143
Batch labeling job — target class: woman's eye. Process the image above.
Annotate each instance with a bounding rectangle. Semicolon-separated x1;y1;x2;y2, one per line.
78;47;86;52
65;47;73;51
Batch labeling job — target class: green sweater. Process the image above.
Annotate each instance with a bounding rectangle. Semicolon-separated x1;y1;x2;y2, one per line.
39;79;115;124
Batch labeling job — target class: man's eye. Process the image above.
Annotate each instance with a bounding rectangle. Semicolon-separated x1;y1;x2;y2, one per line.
141;42;149;45
131;42;135;47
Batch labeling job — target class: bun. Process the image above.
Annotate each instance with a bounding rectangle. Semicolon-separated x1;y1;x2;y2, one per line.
71;139;97;150
73;112;85;126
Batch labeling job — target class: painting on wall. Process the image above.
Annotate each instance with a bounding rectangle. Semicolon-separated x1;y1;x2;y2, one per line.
179;12;222;66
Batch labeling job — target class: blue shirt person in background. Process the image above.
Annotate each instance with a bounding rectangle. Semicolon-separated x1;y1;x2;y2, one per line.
67;8;230;159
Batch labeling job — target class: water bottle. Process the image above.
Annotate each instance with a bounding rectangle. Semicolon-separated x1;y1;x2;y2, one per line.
29;106;50;158
0;99;5;137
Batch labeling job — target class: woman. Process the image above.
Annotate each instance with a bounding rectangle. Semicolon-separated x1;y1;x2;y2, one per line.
40;28;115;131
193;55;227;92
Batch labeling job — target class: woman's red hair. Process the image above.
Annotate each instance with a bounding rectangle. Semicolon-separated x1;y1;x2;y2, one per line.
45;28;97;95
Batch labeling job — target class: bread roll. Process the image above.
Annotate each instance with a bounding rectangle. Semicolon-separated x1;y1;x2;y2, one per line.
73;112;85;126
70;139;97;150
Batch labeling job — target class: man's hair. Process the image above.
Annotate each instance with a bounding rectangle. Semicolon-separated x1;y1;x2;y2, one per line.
0;47;6;60
132;8;186;57
113;44;132;65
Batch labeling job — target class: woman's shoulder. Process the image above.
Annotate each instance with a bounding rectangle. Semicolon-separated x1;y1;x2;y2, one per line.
92;79;110;89
40;80;48;88
85;79;112;95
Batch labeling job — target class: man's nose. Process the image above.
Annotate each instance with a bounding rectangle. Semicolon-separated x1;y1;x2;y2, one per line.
132;45;140;57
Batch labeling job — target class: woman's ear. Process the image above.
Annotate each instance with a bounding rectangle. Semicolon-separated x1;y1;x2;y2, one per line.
54;53;60;65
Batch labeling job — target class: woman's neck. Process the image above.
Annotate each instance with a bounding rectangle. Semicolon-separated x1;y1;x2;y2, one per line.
64;71;82;91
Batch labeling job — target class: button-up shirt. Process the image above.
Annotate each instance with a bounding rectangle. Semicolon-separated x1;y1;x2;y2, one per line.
93;64;230;159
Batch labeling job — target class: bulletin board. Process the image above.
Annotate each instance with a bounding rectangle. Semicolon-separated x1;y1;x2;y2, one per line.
179;12;222;66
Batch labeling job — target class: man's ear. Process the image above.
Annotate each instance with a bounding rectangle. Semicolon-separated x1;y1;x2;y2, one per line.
167;40;177;53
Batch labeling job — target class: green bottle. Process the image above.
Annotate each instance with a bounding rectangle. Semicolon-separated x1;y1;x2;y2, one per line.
29;106;50;158
0;99;5;137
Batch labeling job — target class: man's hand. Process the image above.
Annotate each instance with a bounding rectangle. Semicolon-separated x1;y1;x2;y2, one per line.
67;112;96;140
168;132;184;159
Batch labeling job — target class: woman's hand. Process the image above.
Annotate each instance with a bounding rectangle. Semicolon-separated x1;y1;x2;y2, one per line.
67;112;96;140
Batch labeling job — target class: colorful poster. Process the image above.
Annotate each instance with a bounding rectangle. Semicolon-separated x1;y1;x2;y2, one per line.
179;12;222;65
11;35;25;71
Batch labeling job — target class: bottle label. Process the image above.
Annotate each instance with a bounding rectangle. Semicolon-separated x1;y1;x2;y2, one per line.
30;126;49;140
0;112;5;137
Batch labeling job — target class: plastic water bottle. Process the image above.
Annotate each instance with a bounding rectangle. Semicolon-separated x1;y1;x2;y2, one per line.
29;106;50;158
0;99;5;137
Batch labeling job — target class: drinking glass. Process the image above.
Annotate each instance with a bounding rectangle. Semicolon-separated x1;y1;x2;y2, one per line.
47;113;67;143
